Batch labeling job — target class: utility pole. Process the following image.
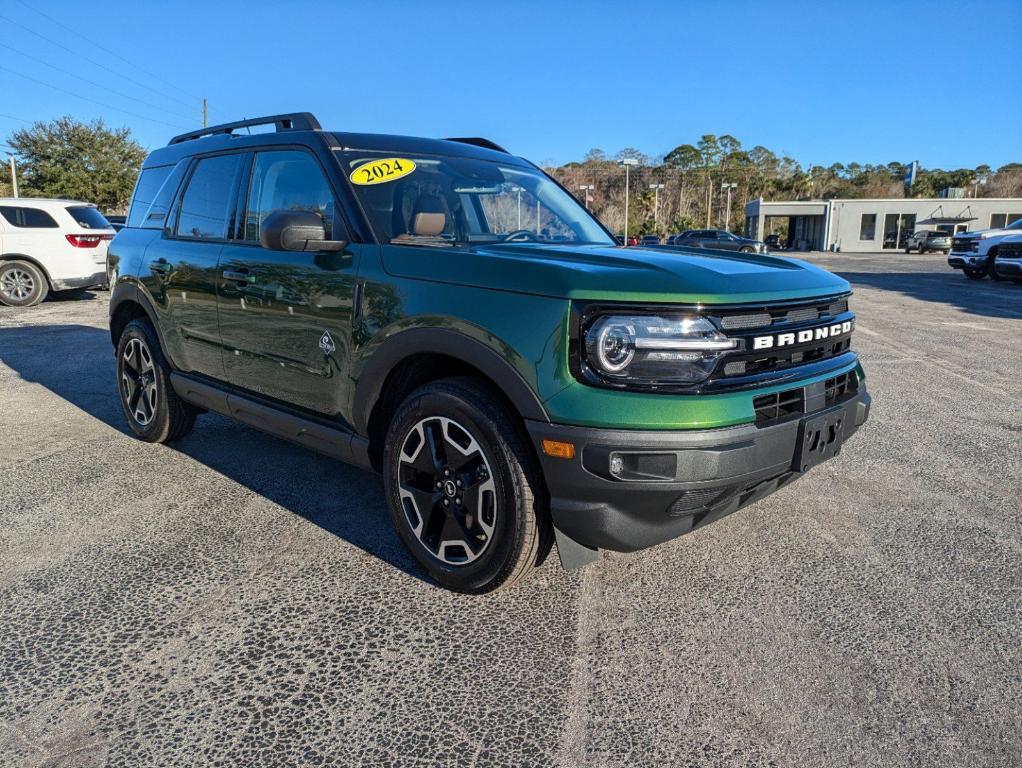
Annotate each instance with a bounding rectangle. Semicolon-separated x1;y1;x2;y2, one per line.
578;184;594;210
649;183;665;236
721;182;737;232
620;158;638;243
202;98;208;128
7;154;18;198
512;186;523;229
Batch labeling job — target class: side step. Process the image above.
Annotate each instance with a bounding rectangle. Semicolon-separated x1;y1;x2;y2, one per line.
170;373;372;471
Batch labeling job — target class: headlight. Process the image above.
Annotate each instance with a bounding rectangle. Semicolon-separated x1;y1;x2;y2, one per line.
582;314;737;386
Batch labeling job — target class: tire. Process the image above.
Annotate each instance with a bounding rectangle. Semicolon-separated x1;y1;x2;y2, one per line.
739;246;755;253
382;377;550;593
0;260;48;307
116;318;196;443
988;251;1005;281
963;266;987;279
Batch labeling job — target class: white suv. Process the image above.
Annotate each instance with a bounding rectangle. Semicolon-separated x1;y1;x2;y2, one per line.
0;198;115;307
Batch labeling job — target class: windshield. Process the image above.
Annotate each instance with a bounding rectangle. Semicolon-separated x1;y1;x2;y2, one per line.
334;150;613;247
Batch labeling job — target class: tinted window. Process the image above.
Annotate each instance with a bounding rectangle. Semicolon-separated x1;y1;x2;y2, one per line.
175;154;243;240
243;150;339;242
66;205;111;230
127;166;173;228
0;206;59;228
859;213;877;240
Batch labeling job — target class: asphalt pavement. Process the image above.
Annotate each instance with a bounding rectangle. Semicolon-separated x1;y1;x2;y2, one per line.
1;252;1020;767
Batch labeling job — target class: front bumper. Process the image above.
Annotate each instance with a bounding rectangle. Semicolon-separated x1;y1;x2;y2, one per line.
52;270;105;291
948;253;981;270
528;386;870;565
995;259;1022;276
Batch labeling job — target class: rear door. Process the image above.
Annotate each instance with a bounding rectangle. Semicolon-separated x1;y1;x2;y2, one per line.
141;152;244;379
216;147;361;418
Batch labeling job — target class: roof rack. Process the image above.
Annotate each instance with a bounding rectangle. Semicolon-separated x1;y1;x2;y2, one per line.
169;112;321;145
444;137;509;154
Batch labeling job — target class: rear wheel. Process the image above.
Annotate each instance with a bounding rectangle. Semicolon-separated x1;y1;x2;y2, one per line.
116;318;196;443
383;377;549;593
0;260;48;307
739;245;755;253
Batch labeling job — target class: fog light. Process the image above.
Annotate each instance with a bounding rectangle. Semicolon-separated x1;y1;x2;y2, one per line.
609;455;624;477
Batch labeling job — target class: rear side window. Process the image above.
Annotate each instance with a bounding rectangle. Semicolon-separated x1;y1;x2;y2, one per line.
0;206;59;228
175;154;243;240
127;166;173;228
66;205;111;230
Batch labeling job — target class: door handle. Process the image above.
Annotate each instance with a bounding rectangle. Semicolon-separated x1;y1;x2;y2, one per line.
222;269;254;285
149;258;171;276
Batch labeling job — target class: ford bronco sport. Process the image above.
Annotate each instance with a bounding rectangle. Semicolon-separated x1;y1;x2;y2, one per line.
108;113;870;593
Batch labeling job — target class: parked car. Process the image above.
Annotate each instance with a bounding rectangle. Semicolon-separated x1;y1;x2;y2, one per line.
665;233;682;245
992;235;1022;285
764;234;784;250
614;234;639;246
904;230;952;254
109;111;869;593
674;229;767;253
639;235;661;246
104;214;127;232
947;217;1022;280
0;198;114;306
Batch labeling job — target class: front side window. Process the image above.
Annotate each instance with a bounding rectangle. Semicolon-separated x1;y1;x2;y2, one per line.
0;206;59;228
175;154;243;240
334;150;612;247
243;150;339;242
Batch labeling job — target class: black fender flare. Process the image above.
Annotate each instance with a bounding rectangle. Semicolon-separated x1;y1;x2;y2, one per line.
352;327;549;434
108;281;175;364
0;253;54;290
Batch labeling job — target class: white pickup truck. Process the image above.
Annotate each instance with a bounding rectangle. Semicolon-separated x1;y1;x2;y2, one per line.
947;217;1022;280
992;235;1022;284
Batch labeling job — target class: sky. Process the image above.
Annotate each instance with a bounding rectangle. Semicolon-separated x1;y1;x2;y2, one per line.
1;0;1020;170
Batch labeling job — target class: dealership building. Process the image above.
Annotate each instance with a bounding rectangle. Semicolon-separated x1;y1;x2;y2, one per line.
744;197;1022;252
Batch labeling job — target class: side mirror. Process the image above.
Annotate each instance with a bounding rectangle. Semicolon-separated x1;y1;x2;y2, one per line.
259;210;346;252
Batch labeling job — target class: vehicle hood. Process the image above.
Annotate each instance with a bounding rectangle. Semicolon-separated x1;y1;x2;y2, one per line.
961;227;1020;240
382;243;849;303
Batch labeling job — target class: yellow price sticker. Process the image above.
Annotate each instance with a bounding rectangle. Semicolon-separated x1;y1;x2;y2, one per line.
349;158;417;186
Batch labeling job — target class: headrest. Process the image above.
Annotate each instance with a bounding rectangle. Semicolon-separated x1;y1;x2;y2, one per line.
412;195;445;236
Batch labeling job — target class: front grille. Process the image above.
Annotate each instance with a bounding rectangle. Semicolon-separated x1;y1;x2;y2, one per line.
719;298;848;332
998;242;1022;259
730;337;852;378
952;237;978;253
824;371;858;405
754;387;804;425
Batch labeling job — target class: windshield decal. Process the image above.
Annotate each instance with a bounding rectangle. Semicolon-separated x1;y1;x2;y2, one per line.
350;158;417;186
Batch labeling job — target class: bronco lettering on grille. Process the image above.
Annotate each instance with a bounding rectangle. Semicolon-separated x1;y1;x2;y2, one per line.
752;320;854;350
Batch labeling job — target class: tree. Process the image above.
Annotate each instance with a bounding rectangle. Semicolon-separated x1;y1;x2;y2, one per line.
6;116;146;213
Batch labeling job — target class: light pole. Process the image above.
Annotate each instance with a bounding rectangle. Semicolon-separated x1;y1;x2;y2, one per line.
512;186;524;229
721;182;737;231
649;183;665;236
620;158;638;243
6;154;18;198
578;184;594;210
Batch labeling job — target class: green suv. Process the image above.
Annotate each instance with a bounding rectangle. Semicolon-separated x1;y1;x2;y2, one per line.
108;113;870;593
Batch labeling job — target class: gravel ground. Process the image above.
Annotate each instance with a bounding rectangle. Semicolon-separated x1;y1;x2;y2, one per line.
1;252;1020;767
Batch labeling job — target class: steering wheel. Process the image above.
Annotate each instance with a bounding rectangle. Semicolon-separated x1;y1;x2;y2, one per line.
501;229;540;243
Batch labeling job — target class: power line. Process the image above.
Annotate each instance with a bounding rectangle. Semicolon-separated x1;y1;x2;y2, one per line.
0;12;198;114
14;0;204;105
0;113;33;125
0;41;195;122
0;65;190;130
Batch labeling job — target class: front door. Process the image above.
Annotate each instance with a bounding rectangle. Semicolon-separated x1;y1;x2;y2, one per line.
142;152;245;379
217;148;360;418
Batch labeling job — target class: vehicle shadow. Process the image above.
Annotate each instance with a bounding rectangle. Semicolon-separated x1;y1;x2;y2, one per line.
0;323;427;584
836;270;1022;320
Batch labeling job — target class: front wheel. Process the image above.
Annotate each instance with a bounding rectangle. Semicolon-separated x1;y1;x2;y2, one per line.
0;260;48;307
383;377;549;593
963;266;987;279
739;245;755;253
988;252;1006;281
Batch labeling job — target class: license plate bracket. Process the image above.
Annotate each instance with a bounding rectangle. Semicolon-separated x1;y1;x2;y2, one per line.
793;407;845;473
